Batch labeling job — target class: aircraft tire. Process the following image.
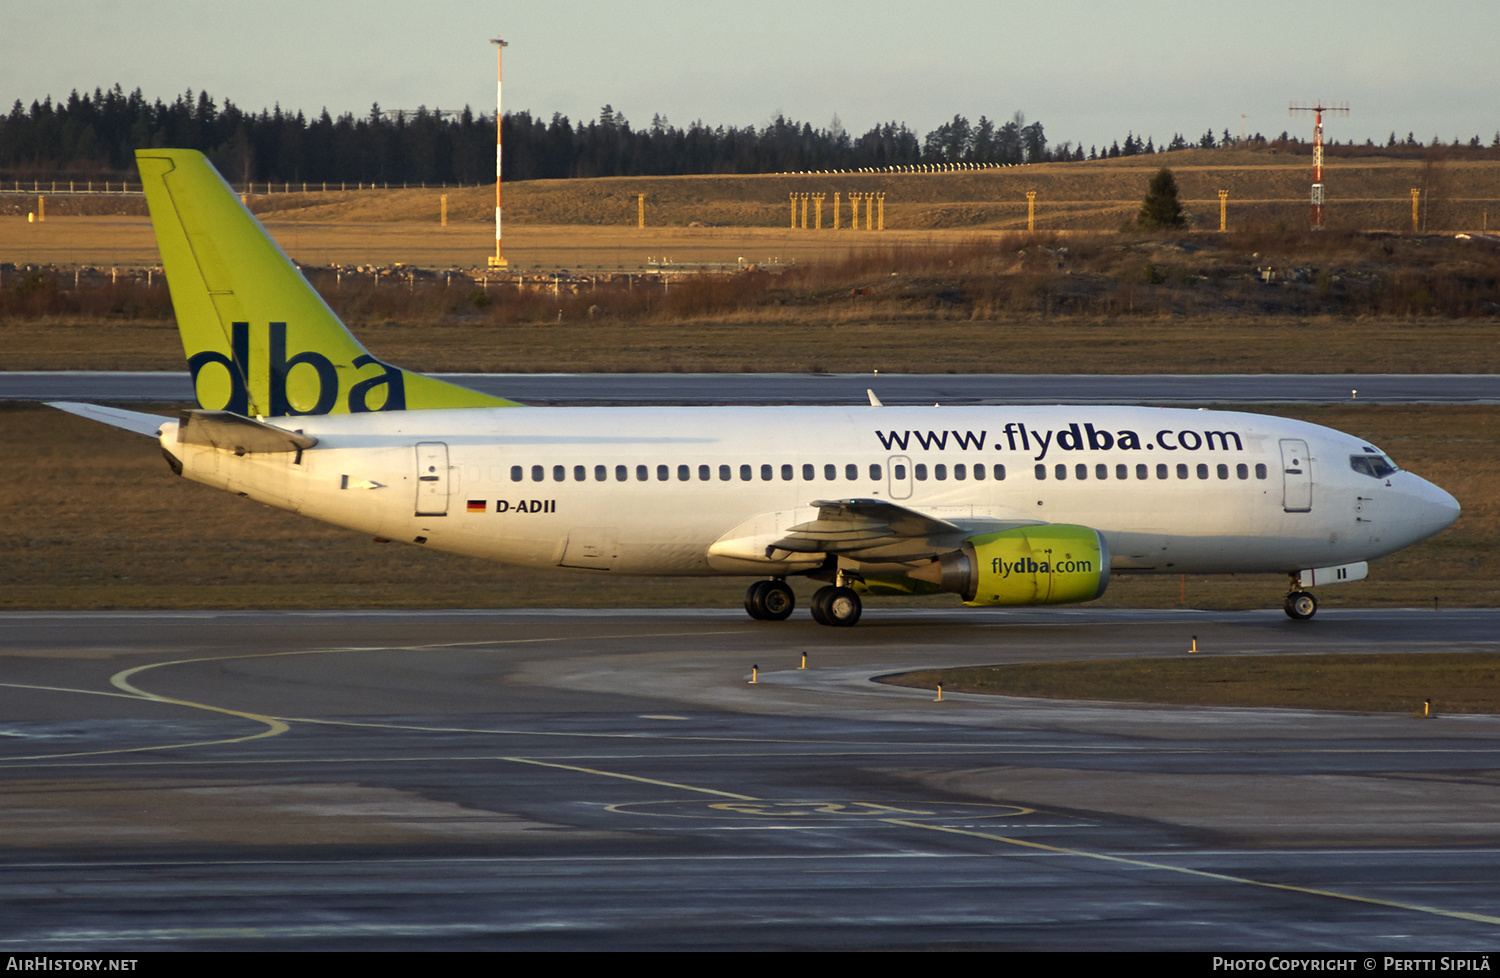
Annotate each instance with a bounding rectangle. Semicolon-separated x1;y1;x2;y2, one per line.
759;580;796;620
812;586;861;627
744;581;768;619
1284;590;1318;620
810;587;831;625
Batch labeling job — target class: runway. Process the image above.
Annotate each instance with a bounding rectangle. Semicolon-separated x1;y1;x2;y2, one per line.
2;607;1499;950
4;371;1500;405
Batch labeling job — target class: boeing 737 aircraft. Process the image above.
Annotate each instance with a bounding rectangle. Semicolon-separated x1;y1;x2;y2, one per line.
53;150;1461;626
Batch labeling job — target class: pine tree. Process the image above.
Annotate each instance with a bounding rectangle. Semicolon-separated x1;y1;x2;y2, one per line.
1137;167;1186;229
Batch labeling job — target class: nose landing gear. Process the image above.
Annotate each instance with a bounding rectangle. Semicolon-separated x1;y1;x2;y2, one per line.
1284;574;1318;620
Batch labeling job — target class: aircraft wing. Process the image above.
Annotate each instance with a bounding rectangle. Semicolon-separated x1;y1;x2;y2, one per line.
770;498;1041;562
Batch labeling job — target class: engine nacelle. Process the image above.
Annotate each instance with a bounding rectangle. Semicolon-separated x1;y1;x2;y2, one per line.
913;524;1110;606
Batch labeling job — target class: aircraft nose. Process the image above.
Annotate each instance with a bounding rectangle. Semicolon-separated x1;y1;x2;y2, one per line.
1406;477;1460;539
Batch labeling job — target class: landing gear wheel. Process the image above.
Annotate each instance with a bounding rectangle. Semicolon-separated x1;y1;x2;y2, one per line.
1284;590;1318;620
811;586;862;627
744;580;795;621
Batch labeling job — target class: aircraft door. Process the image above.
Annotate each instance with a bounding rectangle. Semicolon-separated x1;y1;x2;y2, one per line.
888;455;913;500
415;442;450;516
1280;438;1312;513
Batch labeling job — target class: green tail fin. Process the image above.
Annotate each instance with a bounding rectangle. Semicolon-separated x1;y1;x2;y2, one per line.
136;148;518;415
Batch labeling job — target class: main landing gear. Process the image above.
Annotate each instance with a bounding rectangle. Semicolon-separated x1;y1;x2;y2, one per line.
744;579;795;620
743;579;863;626
1284;574;1318;620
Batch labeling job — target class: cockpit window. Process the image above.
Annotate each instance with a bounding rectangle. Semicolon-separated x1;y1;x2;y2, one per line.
1350;453;1399;479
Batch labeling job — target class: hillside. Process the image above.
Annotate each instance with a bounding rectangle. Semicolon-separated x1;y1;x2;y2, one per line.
9;148;1500;233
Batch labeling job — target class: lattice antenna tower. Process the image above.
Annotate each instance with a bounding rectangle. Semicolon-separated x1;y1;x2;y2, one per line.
1289;101;1349;229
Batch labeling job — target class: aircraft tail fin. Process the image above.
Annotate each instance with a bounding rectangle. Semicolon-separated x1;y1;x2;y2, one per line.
135;148;518;416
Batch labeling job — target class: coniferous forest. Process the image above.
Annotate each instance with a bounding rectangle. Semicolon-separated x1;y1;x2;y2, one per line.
5;86;1498;185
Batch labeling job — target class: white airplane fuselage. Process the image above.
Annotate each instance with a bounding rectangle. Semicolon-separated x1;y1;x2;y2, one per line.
158;402;1459;580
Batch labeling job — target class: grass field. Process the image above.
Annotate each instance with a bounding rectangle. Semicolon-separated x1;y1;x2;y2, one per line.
878;653;1500;715
11;148;1500;232
5;222;1500;374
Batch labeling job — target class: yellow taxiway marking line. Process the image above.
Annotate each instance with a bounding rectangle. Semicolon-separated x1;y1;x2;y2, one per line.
0;630;745;762
0;677;287;762
879;819;1500;928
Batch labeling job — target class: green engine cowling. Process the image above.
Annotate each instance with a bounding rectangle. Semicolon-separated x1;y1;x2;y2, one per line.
913;524;1110;606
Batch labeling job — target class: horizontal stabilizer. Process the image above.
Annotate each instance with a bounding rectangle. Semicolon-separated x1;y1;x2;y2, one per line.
177;410;318;454
48;401;169;436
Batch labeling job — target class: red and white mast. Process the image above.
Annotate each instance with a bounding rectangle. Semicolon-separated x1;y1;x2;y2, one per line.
1289;101;1349;230
489;37;509;267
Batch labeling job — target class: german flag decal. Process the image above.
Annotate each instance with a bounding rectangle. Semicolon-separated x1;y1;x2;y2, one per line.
466;500;487;513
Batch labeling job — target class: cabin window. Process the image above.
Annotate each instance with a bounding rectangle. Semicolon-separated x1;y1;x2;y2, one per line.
511;465;523;482
914;463;928;481
1156;463;1169;480
740;464;752;481
531;465;544;482
657;464;670;481
802;463;815;481
870;463;883;480
825;463;837;480
553;465;566;482
719;464;732;481
1097;463;1110;480
1176;464;1189;480
893;463;905;479
761;464;773;481
616;465;629;482
994;464;1006;480
1255;463;1268;479
678;464;691;481
780;464;794;481
1197;463;1209;480
636;464;649;481
1236;463;1249;480
1217;464;1229;480
594;465;607;482
696;464;709;481
1035;464;1047;480
934;463;947;481
1137;464;1148;480
846;463;858;480
1076;463;1088;480
574;465;587;482
954;463;967;481
1055;463;1068;481
1116;464;1128;480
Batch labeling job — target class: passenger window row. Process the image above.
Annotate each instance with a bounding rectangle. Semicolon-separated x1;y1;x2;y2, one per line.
890;463;1007;482
510;462;888;483
503;460;1267;485
1034;462;1269;482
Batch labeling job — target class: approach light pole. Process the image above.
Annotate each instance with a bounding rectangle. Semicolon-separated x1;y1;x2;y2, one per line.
1289;100;1349;230
488;37;509;267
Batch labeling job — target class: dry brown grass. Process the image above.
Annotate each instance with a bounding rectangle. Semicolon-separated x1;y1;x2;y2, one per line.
7;148;1500;231
6;314;1500;375
880;653;1500;714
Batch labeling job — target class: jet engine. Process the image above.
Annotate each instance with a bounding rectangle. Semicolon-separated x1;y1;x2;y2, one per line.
909;524;1109;606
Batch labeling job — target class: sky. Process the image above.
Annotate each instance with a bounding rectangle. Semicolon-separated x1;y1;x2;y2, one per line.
4;0;1497;151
